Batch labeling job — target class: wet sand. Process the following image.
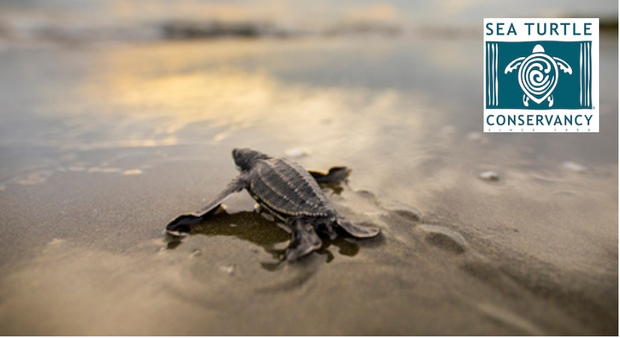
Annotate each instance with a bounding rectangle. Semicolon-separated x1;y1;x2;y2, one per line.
0;35;617;335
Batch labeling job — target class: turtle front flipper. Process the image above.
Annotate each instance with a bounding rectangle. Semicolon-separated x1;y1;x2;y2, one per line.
308;166;352;184
166;175;248;235
553;57;573;74
283;218;322;261
336;217;380;238
504;56;525;74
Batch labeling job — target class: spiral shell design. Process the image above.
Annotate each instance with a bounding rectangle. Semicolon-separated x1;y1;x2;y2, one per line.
519;54;556;97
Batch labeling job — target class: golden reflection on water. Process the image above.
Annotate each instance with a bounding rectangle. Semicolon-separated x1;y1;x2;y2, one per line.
72;41;432;152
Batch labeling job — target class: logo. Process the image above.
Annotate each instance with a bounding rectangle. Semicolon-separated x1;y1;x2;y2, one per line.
484;19;599;132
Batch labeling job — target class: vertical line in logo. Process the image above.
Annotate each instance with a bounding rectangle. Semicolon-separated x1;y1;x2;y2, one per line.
487;42;490;107
494;43;497;106
485;42;502;108
580;43;583;106
486;42;497;107
583;43;590;107
495;43;498;106
579;41;593;108
587;42;591;107
491;43;494;106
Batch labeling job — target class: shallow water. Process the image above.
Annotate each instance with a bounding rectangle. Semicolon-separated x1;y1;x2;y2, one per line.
0;31;617;335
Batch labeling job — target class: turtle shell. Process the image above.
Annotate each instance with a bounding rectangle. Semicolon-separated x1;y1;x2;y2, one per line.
248;158;334;219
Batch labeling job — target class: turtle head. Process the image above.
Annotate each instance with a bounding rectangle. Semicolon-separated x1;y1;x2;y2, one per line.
532;44;545;54
232;148;269;171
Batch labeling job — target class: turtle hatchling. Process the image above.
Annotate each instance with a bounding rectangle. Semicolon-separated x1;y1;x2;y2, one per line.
166;148;380;261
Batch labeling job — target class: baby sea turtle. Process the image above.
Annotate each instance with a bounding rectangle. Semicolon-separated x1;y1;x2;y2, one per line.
166;148;380;261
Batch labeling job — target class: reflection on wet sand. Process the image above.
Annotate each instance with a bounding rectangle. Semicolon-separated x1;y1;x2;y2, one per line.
165;209;362;270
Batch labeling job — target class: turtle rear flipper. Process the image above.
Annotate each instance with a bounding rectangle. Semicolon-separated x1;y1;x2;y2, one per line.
523;94;530;107
166;175;247;235
284;218;322;261
336;217;380;238
308;166;352;184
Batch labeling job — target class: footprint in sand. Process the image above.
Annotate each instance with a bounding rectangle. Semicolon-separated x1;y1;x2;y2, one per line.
417;224;468;254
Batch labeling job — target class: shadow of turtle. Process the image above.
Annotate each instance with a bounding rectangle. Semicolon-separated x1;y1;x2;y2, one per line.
165;210;360;271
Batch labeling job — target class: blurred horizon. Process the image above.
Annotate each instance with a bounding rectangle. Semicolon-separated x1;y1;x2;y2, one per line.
0;0;616;48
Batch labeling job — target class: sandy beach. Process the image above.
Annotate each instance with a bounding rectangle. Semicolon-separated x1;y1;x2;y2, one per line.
0;1;617;335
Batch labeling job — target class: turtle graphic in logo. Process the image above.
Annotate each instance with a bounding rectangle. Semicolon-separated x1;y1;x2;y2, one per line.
504;44;572;107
